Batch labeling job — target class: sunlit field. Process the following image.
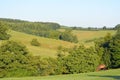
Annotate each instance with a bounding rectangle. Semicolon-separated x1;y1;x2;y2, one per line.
2;69;120;80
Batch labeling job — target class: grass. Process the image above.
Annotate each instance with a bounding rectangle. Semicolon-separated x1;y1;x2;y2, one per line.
0;29;115;57
58;29;116;47
7;30;75;57
72;30;116;42
2;69;120;80
72;30;116;47
0;30;116;57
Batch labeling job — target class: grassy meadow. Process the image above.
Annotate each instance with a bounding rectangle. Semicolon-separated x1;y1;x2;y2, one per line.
72;30;116;42
59;29;116;47
0;30;116;57
2;69;120;80
72;30;116;47
9;30;75;57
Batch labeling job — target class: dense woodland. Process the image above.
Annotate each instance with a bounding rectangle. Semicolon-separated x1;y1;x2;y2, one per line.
0;18;120;77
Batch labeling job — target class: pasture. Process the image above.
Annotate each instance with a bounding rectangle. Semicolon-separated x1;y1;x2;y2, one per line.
72;30;116;42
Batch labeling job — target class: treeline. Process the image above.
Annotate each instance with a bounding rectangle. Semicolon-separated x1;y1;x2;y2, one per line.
71;26;116;31
0;18;78;43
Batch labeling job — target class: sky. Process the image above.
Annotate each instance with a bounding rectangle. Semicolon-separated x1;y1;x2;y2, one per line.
0;0;120;27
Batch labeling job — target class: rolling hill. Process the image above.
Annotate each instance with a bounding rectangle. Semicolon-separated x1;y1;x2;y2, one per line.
8;30;75;57
72;30;116;42
0;30;116;57
59;29;116;47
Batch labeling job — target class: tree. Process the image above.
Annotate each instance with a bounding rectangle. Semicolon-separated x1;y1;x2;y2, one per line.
63;45;99;74
59;30;78;43
31;38;40;46
103;26;107;30
95;28;120;68
95;33;112;68
115;24;120;30
109;28;120;68
0;41;36;77
0;21;10;40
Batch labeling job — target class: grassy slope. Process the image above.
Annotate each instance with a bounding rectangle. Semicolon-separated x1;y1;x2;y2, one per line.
8;30;75;57
0;30;116;57
72;30;116;42
72;30;116;47
2;69;120;80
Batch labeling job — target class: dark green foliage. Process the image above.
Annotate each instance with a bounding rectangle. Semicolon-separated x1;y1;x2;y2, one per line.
109;29;120;68
64;46;99;73
95;33;112;67
56;45;99;74
0;21;10;40
31;38;40;46
59;30;78;43
30;56;59;76
56;47;68;74
0;41;28;55
0;41;37;77
95;28;120;69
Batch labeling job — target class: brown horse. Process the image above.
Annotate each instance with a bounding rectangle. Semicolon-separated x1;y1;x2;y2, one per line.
96;64;106;71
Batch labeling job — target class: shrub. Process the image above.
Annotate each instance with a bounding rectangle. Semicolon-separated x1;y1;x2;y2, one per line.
31;38;40;46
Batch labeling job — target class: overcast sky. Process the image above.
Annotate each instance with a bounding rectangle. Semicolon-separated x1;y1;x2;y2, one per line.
0;0;120;27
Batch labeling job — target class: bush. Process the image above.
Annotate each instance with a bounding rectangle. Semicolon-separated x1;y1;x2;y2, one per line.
31;38;40;46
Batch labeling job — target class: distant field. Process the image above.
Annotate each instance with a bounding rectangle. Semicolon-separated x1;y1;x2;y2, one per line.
58;29;116;47
72;30;116;42
2;69;120;80
72;30;116;47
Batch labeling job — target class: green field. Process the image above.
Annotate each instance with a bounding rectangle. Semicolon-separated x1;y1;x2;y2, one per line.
72;30;116;47
2;69;120;80
58;29;116;47
8;30;75;57
0;30;116;57
72;30;116;42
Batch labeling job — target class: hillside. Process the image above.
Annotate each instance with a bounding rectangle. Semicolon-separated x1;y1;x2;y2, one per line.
0;18;78;43
72;30;116;42
73;30;116;47
0;18;116;44
2;69;120;80
0;19;119;78
7;30;75;57
0;30;116;57
58;29;116;47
